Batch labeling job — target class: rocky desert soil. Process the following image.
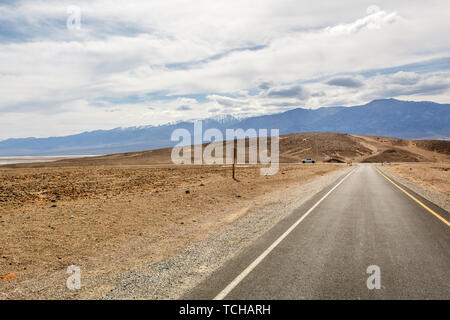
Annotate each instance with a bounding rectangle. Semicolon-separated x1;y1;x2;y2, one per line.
383;163;450;197
381;163;450;212
0;163;342;299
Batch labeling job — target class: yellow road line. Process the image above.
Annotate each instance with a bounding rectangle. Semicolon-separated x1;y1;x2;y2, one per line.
376;168;450;227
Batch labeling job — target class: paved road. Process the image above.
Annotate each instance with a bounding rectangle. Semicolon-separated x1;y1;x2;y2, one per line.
185;164;450;299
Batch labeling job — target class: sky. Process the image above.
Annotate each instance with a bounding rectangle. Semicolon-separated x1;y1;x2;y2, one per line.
0;0;449;140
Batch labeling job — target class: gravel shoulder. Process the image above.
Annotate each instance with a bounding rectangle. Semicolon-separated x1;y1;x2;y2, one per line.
379;164;450;213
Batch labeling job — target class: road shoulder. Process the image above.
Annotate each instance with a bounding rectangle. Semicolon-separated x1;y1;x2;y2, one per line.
378;165;450;213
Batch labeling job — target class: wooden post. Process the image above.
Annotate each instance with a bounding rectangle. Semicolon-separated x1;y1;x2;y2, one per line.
232;138;237;180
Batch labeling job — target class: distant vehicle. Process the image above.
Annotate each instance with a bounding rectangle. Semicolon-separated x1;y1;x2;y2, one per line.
302;158;316;163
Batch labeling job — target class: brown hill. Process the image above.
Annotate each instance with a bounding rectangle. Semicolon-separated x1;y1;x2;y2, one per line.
413;140;450;155
2;133;449;168
361;149;423;163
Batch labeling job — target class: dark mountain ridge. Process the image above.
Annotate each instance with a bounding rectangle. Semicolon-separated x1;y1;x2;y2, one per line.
0;99;448;156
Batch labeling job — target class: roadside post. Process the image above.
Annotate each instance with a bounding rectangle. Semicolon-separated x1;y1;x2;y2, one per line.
233;137;237;180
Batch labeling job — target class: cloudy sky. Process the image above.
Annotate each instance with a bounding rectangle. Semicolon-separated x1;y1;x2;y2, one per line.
1;0;449;139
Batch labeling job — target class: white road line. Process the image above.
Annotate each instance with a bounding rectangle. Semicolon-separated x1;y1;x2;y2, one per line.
213;168;356;300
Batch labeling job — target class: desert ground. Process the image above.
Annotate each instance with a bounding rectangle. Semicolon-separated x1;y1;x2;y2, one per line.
0;132;449;299
0;162;342;298
382;163;450;197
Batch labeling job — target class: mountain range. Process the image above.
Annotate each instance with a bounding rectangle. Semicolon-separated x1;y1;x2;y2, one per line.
0;99;448;156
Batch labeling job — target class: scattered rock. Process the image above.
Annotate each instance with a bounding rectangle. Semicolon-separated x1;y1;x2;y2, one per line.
0;272;16;280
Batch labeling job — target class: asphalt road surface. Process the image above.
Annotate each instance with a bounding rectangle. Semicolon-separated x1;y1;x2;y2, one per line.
185;164;450;299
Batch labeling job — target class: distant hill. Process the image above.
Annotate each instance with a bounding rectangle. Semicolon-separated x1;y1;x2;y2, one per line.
3;132;449;168
0;99;448;156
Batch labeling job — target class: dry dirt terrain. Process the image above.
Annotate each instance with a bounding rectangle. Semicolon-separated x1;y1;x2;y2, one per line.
0;163;341;298
1;132;448;298
383;163;450;197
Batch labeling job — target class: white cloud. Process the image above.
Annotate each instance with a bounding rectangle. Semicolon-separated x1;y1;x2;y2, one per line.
0;1;449;139
303;71;450;108
326;5;399;35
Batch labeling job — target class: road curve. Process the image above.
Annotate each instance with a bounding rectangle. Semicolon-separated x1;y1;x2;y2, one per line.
185;164;450;299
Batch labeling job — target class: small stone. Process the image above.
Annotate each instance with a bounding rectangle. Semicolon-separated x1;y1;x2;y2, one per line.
185;189;190;194
50;204;57;208
70;215;75;219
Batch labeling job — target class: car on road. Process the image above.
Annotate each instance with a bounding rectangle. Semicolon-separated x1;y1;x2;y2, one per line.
302;158;316;163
